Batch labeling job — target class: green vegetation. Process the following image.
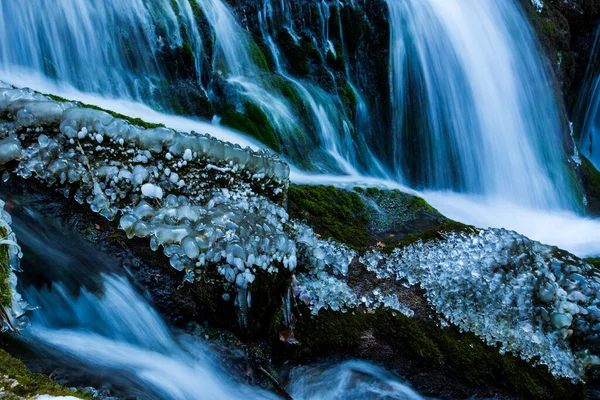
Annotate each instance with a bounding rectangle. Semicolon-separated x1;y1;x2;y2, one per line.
326;48;345;73
266;76;300;109
220;102;281;152
189;0;214;62
580;156;600;215
0;227;11;308
587;258;600;268
339;83;358;117
582;156;600;199
276;31;323;77
290;308;584;399
249;41;271;72
288;184;462;252
0;349;91;399
287;185;370;250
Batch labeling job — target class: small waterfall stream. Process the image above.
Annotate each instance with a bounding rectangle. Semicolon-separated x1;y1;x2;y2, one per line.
0;0;205;99
386;0;575;210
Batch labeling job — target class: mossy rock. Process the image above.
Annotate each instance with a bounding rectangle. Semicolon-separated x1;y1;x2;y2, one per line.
249;41;271;72
587;258;600;269
220;102;281;152
580;155;600;215
287;185;370;250
339;83;357;119
0;349;91;399
282;307;585;399
287;185;456;252
276;31;323;78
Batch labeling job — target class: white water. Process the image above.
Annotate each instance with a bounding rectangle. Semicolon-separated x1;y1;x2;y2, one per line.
386;0;575;210
26;276;281;400
286;361;424;400
26;276;425;399
4;70;598;258
9;203;424;399
3;70;264;151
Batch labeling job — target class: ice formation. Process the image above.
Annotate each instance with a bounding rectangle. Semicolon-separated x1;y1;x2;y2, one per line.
531;0;544;13
361;228;600;381
0;197;27;332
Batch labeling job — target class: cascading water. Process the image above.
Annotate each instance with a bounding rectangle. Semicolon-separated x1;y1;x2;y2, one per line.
0;0;205;99
385;0;576;210
285;361;424;400
577;29;600;171
0;0;598;257
25;275;282;400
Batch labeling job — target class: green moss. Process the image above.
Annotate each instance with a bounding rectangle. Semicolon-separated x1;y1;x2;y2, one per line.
339;83;357;118
266;76;300;109
0;227;10;308
326;49;345;73
291;308;584;399
586;258;600;268
243;102;280;152
582;156;600;198
249;41;271;72
408;195;436;214
287;185;370;250
220;103;281;153
0;349;91;399
276;32;323;77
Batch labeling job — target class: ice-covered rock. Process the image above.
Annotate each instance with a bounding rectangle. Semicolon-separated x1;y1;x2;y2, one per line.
0;83;350;324
360;228;600;381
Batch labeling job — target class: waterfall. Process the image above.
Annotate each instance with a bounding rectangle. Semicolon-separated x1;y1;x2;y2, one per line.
0;0;205;99
0;0;593;233
577;29;600;171
385;0;575;210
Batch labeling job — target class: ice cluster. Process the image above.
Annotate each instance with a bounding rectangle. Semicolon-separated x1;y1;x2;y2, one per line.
293;263;414;318
531;0;544;13
0;84;359;321
0;198;28;332
361;228;600;380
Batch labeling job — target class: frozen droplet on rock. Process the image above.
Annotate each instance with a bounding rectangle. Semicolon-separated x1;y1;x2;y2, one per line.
141;183;163;199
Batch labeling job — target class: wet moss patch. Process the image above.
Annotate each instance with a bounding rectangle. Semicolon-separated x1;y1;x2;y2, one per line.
287;185;370;250
287;307;585;400
220;102;281;152
288;185;458;252
580;155;600;215
0;349;91;399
